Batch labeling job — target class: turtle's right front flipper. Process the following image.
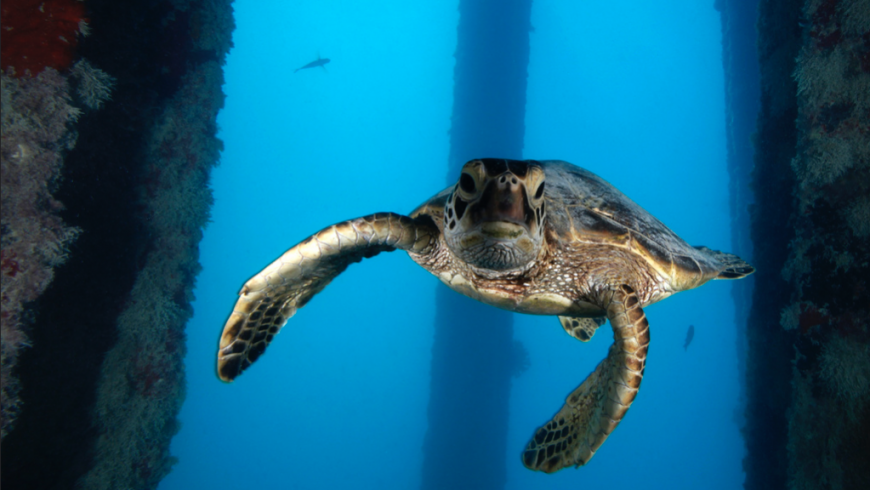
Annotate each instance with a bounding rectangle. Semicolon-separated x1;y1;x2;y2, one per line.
217;212;438;382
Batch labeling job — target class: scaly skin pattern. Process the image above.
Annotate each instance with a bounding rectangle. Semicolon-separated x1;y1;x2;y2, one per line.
216;213;438;382
216;159;754;472
520;284;650;472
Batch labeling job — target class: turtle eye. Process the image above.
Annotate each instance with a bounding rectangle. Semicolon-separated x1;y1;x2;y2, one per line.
459;173;476;194
534;182;545;200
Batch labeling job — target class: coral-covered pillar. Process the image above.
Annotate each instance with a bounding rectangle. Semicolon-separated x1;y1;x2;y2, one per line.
1;2;234;490
746;0;870;489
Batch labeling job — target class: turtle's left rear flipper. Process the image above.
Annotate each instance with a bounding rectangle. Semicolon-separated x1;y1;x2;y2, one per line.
217;213;438;382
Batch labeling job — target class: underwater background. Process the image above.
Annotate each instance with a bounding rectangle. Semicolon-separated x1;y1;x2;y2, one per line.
163;1;743;489
3;0;868;489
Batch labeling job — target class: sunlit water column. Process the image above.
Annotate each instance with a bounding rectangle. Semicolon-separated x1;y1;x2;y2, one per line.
420;1;533;489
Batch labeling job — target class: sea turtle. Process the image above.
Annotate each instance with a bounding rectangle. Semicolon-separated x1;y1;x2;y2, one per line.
216;159;754;472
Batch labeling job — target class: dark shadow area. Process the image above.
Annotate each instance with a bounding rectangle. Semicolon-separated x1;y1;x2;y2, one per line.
421;1;532;489
741;0;802;488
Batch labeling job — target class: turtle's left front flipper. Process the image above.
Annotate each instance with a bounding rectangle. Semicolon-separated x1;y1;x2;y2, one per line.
522;285;649;473
217;212;438;382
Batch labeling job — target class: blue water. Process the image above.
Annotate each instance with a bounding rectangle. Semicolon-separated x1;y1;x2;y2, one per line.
160;1;742;489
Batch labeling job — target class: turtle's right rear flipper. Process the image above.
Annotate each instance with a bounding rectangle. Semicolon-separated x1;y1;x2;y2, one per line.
216;213;438;382
522;285;648;472
695;246;755;279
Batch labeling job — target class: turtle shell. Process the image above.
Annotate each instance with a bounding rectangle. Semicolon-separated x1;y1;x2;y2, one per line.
411;160;722;283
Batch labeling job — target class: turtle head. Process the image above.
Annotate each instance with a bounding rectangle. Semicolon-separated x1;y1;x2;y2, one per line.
443;159;547;271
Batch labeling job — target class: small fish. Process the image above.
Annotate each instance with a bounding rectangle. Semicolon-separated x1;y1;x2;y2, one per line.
294;55;330;73
683;324;695;351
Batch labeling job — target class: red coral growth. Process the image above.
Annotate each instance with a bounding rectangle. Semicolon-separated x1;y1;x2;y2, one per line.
814;29;843;50
834;310;867;341
130;349;162;398
812;0;839;25
132;456;153;482
808;0;843;50
0;0;87;76
861;31;870;73
131;341;183;399
138;363;163;398
0;250;22;278
799;302;830;334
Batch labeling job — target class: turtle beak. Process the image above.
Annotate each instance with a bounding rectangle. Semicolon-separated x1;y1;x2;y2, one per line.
476;174;530;238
